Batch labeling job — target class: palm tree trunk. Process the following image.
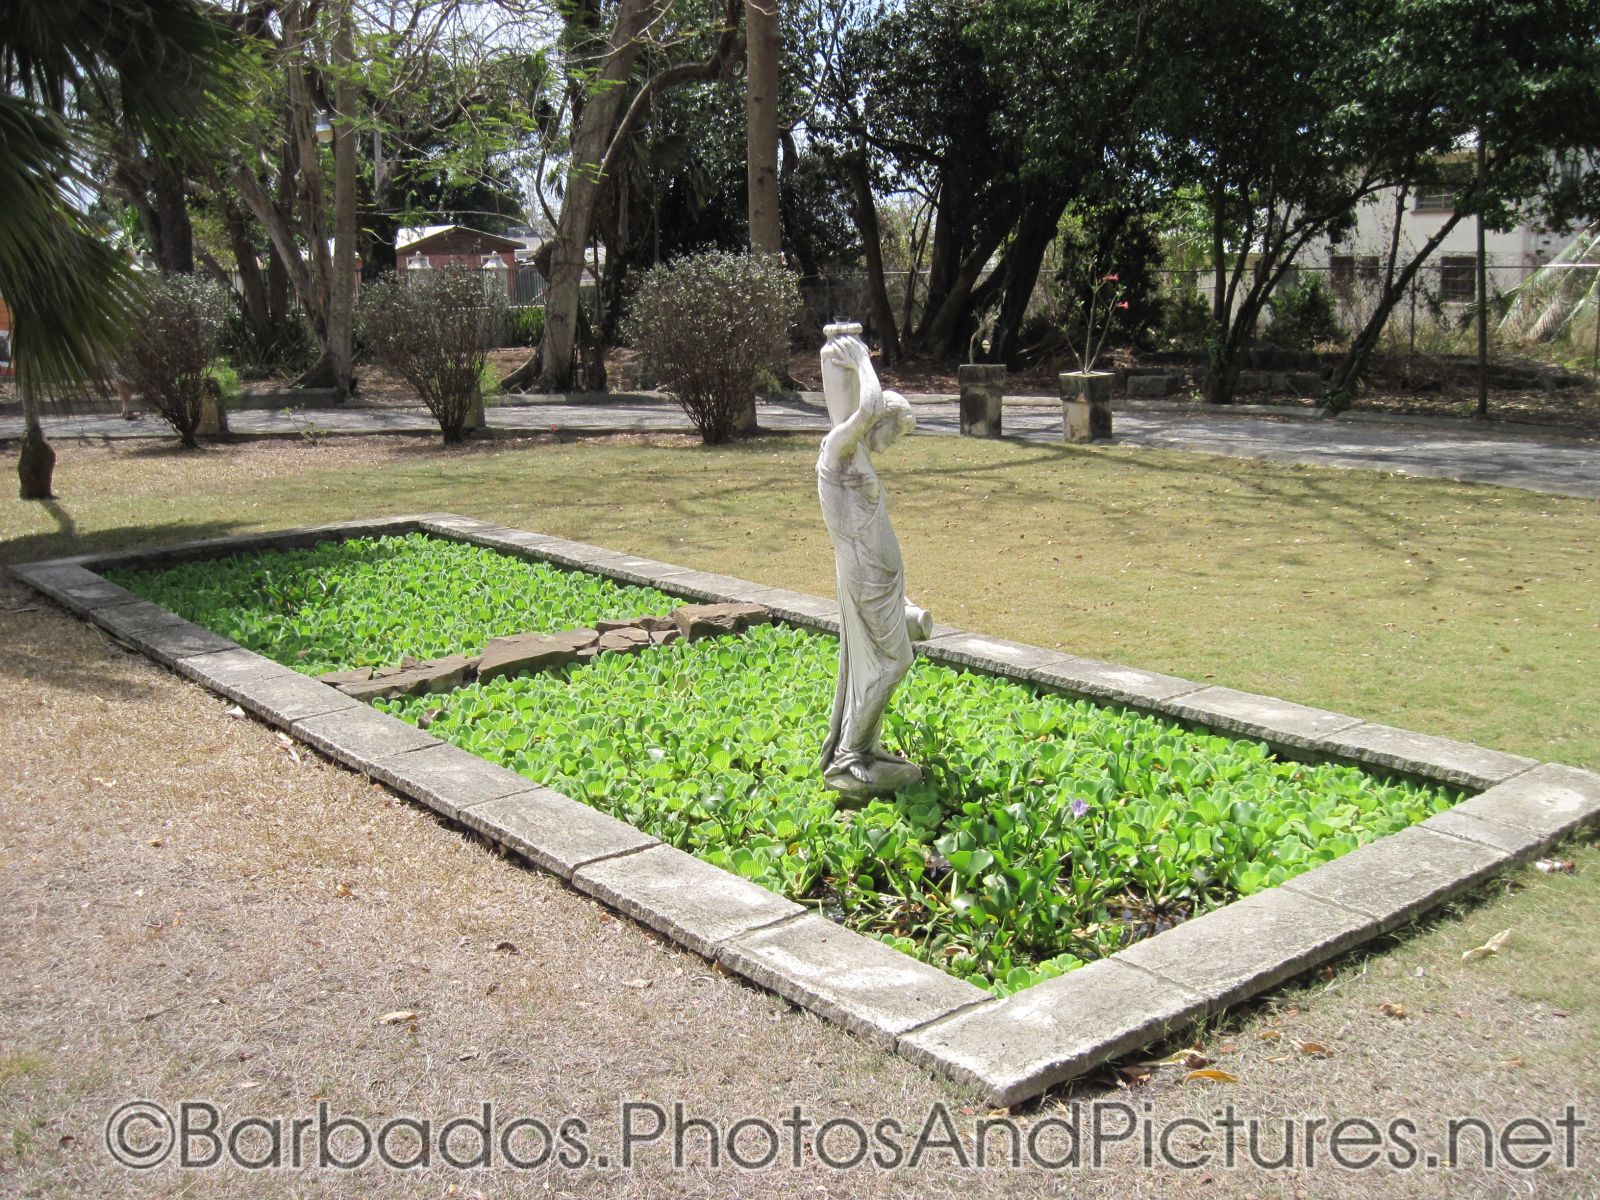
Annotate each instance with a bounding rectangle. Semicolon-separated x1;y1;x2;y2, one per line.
744;0;781;255
17;383;56;500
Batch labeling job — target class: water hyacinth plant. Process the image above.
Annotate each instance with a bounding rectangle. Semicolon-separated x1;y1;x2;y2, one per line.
116;537;1463;995
108;534;678;675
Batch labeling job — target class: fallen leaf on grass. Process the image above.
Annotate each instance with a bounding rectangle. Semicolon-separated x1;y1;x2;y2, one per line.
222;704;245;720
1379;1002;1407;1019
1462;928;1511;963
147;837;164;848
379;1010;419;1025
333;883;353;899
494;941;520;955
1183;1069;1239;1084
620;978;652;990
1257;1030;1283;1042
272;732;301;763
1535;858;1576;875
1298;1041;1333;1058
1497;1058;1526;1069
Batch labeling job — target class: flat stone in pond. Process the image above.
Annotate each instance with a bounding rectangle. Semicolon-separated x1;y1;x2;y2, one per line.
476;629;597;682
338;653;477;701
596;614;677;634
596;627;653;655
670;602;772;641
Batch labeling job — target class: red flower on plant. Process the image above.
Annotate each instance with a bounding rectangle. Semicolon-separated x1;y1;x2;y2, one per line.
1102;273;1120;282
1117;300;1131;309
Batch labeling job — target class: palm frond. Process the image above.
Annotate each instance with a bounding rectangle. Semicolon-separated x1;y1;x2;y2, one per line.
1499;223;1600;346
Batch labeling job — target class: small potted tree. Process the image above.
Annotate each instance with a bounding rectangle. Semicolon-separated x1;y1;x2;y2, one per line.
1059;269;1126;442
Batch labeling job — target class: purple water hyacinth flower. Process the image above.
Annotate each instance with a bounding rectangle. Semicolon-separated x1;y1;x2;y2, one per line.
1071;797;1091;818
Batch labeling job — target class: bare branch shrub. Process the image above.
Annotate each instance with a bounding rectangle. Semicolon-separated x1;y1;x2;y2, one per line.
625;252;799;444
360;267;506;443
118;274;231;448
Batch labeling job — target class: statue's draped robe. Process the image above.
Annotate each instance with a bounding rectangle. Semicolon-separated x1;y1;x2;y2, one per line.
817;451;912;768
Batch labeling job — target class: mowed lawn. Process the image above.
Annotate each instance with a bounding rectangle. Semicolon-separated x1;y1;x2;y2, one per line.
5;430;1595;768
2;430;1598;1198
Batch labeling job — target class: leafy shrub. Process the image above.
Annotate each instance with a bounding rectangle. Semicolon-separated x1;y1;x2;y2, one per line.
1266;274;1344;350
625;250;799;444
108;533;678;675
360;266;506;443
507;305;545;348
118;273;232;447
219;307;316;378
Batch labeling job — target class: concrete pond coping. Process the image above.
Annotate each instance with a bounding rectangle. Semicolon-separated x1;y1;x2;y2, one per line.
11;512;1600;1108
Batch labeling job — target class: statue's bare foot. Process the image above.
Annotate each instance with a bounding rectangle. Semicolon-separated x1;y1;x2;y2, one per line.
824;753;923;801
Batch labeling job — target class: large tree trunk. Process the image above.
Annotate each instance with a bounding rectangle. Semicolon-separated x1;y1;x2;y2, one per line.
224;198;272;345
150;166;195;274
987;197;1068;367
744;0;781;255
537;0;660;393
843;151;900;363
17;386;55;501
912;225;1009;358
326;0;358;400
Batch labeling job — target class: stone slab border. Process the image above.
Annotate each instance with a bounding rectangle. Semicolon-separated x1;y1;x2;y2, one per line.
12;513;1600;1108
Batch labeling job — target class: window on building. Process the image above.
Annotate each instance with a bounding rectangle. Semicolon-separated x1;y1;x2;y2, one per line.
1330;255;1380;287
1412;186;1455;214
1439;256;1477;303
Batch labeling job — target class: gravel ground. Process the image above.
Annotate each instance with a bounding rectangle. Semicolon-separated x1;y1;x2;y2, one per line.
3;572;1598;1199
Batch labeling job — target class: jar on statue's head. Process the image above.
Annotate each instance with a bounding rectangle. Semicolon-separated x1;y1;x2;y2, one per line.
821;321;865;426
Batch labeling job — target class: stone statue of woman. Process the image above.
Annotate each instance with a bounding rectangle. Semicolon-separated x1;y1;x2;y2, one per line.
817;323;932;799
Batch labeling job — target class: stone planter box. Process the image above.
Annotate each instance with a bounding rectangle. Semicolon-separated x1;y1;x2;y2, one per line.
1059;371;1113;442
957;363;1005;438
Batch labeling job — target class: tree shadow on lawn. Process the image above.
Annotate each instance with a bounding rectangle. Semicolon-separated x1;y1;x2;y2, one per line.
1;517;254;570
0;579;161;703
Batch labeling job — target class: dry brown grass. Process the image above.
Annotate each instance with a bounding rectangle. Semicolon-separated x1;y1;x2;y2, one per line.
2;435;1599;1197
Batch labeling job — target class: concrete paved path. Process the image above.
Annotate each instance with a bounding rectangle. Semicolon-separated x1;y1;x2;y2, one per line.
5;392;1597;500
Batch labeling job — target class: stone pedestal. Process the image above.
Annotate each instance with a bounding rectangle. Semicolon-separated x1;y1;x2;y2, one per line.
957;363;1005;437
463;391;486;433
1059;371;1113;442
736;395;758;435
197;386;230;437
